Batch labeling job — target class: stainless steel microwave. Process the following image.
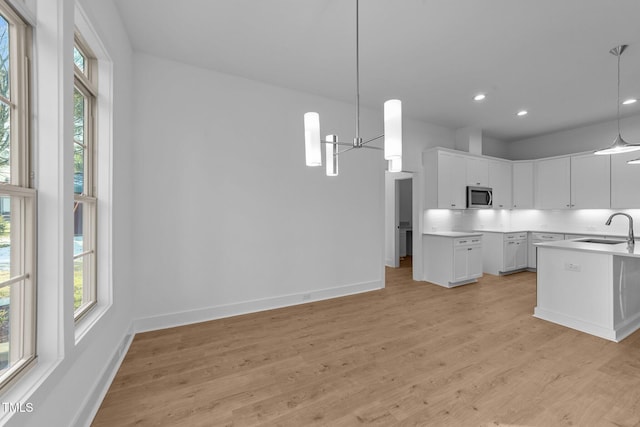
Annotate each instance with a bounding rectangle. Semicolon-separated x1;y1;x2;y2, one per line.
467;186;493;208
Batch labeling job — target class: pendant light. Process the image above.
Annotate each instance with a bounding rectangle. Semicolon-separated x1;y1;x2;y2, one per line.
594;45;640;155
303;0;402;176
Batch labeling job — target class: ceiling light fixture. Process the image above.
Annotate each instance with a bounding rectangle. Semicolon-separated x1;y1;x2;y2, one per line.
473;93;486;101
623;98;638;105
303;0;402;176
516;110;528;117
594;45;640;155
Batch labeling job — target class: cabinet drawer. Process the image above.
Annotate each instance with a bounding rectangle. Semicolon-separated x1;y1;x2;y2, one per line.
531;232;564;241
455;236;482;246
504;233;527;241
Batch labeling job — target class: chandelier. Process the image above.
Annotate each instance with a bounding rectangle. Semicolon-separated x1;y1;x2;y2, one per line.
303;0;402;176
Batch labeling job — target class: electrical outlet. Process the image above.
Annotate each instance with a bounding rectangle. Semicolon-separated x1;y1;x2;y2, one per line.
564;263;581;272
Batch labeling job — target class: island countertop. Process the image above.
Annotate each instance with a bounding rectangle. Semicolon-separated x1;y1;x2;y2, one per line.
535;239;640;258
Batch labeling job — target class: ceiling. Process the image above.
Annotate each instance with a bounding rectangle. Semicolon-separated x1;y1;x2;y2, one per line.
113;0;640;142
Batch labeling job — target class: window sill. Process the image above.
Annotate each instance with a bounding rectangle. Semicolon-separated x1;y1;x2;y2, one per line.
75;300;111;347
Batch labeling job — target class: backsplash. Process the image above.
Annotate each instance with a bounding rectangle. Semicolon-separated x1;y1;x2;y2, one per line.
424;209;640;237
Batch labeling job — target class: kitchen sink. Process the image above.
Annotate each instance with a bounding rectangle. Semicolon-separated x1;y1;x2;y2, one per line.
578;238;626;245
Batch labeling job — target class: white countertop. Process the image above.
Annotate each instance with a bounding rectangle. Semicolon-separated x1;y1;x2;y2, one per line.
535;239;640;258
473;228;528;234
474;228;626;239
423;231;483;238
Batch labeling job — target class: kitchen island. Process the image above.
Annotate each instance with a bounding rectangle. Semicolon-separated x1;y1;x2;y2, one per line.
535;238;640;342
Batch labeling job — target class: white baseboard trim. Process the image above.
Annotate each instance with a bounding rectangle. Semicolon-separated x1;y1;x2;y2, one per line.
73;325;134;427
614;311;640;342
133;280;383;334
533;307;617;342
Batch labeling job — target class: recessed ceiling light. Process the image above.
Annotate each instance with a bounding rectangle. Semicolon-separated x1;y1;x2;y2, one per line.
623;98;638;105
473;93;486;101
516;110;528;117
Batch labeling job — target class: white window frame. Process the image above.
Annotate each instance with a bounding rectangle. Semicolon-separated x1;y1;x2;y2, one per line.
0;0;35;392
73;2;113;342
72;34;97;321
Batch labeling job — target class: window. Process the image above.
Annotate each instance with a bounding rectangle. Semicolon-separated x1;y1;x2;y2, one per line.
0;1;35;389
73;36;97;321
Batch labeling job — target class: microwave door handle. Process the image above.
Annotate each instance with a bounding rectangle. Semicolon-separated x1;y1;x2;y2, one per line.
487;191;492;206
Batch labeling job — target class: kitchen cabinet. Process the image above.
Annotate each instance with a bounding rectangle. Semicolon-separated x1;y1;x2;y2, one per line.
570;153;610;209
423;150;467;209
611;151;640;208
512;161;534;208
535;157;571;209
488;160;512;209
528;232;564;269
482;231;528;275
466;157;489;187
423;233;483;287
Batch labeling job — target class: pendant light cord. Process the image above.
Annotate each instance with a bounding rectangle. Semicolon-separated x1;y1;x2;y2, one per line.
355;0;360;141
617;49;621;135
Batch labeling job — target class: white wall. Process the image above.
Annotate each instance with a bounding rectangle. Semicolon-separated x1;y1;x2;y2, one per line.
4;1;136;426
482;135;510;159
131;53;387;331
508;114;640;160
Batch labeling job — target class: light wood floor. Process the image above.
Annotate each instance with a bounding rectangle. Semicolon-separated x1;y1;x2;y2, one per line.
93;258;640;426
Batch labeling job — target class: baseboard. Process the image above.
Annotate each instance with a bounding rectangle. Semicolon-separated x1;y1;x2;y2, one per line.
72;325;134;427
533;307;617;342
614;311;640;342
133;280;383;333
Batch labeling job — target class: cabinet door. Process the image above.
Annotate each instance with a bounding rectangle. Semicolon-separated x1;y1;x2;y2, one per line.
512;162;534;208
535;157;571;209
438;152;467;209
453;246;469;281
466;157;489;187
468;246;483;278
571;154;610;209
503;241;517;271
611;151;640;208
515;241;528;269
489;160;512;209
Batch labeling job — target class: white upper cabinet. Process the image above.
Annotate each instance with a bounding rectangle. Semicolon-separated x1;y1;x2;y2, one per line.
535;157;571;209
423;150;467;209
466;157;489;187
488;160;512;209
512;161;534;209
570;153;610;209
611;151;640;208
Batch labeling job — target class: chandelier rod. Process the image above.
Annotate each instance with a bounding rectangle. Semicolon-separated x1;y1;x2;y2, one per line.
355;0;360;143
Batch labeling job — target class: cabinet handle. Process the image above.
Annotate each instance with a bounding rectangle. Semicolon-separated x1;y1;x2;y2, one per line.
459;240;467;243
468;248;472;251
476;182;480;185
499;204;503;207
451;204;456;207
566;204;570;207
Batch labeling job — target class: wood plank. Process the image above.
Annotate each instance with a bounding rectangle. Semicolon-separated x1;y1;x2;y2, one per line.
93;259;640;426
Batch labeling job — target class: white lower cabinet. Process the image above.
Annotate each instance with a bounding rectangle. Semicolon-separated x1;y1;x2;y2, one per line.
528;232;565;269
423;234;483;288
482;232;528;275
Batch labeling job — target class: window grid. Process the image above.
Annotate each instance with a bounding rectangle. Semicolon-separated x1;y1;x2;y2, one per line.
73;35;97;321
0;0;35;392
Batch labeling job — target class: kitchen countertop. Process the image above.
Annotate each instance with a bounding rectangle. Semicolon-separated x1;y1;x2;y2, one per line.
423;231;483;238
535;239;640;258
474;228;626;239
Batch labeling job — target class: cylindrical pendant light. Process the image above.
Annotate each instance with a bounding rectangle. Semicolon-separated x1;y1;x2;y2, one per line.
304;112;322;166
388;157;402;173
384;99;402;160
325;135;338;176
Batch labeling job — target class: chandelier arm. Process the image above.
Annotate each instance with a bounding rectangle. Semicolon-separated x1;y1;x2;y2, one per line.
361;134;384;146
322;141;353;147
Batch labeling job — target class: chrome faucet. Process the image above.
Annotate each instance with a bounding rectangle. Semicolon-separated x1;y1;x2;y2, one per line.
605;212;635;248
